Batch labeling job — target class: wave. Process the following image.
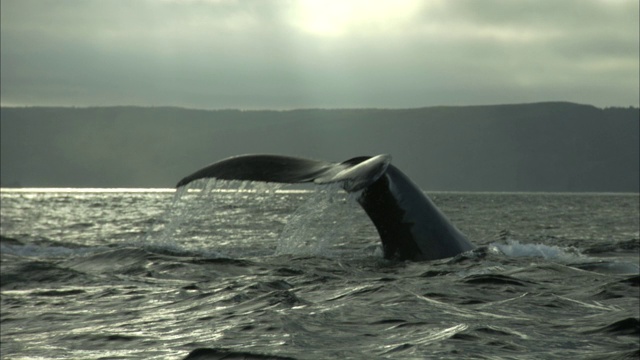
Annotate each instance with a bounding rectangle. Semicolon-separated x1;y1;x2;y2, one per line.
0;255;92;290
183;347;297;360
584;317;640;336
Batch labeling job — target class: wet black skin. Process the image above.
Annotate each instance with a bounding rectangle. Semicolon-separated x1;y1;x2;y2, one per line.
177;154;475;261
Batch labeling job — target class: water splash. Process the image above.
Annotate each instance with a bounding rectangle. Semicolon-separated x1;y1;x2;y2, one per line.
144;178;329;257
489;239;639;274
140;178;230;256
489;240;583;260
276;184;360;257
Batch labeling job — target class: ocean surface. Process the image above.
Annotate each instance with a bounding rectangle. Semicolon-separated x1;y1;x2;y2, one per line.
1;182;639;359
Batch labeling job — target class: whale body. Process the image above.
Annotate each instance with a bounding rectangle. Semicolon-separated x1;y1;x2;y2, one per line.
176;154;475;261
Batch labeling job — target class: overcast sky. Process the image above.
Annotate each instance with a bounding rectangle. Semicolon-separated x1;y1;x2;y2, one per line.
1;0;638;109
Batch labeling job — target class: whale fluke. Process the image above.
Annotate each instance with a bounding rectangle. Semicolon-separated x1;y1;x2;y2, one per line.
177;154;475;261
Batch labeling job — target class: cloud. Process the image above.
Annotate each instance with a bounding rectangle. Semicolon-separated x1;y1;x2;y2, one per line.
1;0;638;108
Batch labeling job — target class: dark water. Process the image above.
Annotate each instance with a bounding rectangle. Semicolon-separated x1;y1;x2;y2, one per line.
1;184;638;359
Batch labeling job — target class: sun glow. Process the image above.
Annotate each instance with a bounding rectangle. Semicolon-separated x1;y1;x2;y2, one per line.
292;0;422;37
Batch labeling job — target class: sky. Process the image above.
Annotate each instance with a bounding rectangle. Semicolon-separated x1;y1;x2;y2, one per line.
1;0;638;110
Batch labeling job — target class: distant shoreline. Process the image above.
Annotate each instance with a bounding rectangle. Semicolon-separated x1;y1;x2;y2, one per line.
1;101;639;112
2;102;638;192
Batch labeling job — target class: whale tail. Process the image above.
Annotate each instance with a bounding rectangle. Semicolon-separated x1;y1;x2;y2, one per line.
176;154;390;191
177;154;475;261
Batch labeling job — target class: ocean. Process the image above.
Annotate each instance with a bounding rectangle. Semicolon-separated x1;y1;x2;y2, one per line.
1;182;638;359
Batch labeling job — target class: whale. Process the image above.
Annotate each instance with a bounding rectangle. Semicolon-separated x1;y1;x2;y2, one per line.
176;154;475;261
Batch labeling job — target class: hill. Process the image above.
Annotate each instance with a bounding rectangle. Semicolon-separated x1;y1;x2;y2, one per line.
1;102;638;191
